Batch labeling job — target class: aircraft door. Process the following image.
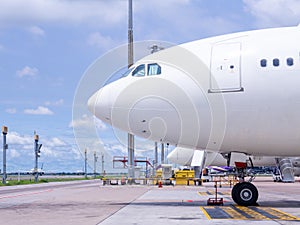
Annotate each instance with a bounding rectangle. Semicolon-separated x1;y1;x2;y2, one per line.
209;42;244;93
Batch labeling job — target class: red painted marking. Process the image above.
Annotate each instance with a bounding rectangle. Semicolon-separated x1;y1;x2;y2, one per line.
186;200;193;202
0;189;52;200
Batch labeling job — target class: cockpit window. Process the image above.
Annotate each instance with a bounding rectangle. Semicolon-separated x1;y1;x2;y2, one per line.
147;63;161;75
132;64;145;77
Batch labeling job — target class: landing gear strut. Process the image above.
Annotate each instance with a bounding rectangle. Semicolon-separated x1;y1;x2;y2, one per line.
231;161;258;206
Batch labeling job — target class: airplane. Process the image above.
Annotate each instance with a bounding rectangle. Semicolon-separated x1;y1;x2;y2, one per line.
26;168;45;175
88;24;300;206
26;163;45;175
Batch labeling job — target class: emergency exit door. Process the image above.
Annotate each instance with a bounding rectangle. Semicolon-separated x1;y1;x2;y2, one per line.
209;42;244;93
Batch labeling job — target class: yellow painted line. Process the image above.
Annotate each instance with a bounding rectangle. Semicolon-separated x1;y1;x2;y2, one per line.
222;207;247;220
200;205;300;221
200;206;212;220
235;206;270;220
197;191;208;196
267;208;300;221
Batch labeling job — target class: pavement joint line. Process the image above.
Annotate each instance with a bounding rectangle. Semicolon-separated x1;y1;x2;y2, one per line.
96;187;151;225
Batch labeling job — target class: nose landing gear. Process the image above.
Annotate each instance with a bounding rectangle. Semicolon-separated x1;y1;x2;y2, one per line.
231;161;258;206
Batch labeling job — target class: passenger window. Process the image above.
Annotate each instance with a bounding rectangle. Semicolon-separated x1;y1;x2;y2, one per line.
260;59;267;67
147;63;161;75
132;64;145;77
287;58;294;66
273;58;279;67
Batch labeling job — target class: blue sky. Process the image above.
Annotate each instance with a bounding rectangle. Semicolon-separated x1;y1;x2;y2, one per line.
0;0;300;173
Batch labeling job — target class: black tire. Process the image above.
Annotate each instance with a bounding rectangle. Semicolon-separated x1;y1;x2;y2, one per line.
231;183;242;204
231;182;258;206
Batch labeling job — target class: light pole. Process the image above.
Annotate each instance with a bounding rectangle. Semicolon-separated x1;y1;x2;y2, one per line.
101;153;104;175
161;143;165;165
34;134;42;183
127;0;135;183
154;142;158;175
94;151;98;179
2;126;8;184
84;149;87;179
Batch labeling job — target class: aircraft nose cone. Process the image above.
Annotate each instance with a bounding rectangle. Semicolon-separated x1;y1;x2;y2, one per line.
87;86;112;123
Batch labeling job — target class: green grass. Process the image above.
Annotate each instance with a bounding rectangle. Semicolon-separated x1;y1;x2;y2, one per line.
0;176;103;186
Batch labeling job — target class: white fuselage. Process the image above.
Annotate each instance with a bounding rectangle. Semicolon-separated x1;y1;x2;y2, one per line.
88;25;300;157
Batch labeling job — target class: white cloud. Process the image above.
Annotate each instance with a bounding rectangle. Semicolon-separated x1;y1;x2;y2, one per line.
9;149;21;158
106;143;128;155
16;66;39;78
0;130;83;172
243;0;300;27
45;137;66;147
27;25;45;36
6;108;17;114
45;99;64;106
0;0;126;28
69;114;106;130
24;106;54;115
87;32;115;50
8;132;32;145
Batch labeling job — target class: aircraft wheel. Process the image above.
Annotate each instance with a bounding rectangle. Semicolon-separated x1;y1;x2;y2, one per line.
231;182;258;206
231;182;242;203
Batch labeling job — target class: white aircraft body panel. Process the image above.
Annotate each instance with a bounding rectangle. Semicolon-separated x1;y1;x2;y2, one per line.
190;150;205;167
88;25;300;158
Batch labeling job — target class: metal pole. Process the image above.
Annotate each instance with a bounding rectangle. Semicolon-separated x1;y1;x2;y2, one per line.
165;143;169;164
2;126;8;184
161;143;164;165
84;149;87;179
154;142;158;171
34;134;39;183
128;133;135;181
94;151;98;179
128;0;135;182
101;153;104;175
128;0;134;67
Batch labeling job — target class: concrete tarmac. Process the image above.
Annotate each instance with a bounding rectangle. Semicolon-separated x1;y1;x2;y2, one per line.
99;178;300;225
0;178;300;225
